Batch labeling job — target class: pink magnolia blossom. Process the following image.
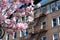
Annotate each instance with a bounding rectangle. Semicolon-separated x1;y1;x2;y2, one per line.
5;19;11;24
25;0;31;4
20;0;25;3
23;22;28;29
6;11;11;16
16;13;22;17
22;12;25;16
0;0;34;33
16;22;24;30
13;13;16;17
7;29;14;35
3;0;8;5
12;17;16;22
28;16;34;22
16;22;28;30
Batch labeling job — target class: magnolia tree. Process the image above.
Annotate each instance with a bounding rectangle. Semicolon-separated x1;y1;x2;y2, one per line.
0;0;41;38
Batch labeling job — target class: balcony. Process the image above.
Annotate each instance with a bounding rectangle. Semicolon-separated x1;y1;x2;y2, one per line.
28;26;47;36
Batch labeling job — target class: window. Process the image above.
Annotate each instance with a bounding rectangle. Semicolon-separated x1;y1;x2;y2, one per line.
23;29;28;36
57;0;60;10
20;29;28;37
46;5;51;14
6;33;9;40
41;21;46;29
51;3;56;12
41;36;46;40
0;39;2;40
41;6;47;13
53;33;58;40
58;16;60;25
13;32;17;39
52;18;56;27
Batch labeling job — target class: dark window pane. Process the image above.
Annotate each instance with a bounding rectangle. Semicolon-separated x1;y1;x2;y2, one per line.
53;18;56;22
26;29;28;35
53;18;56;27
53;23;56;27
22;17;24;21
43;22;46;25
55;39;58;40
41;36;46;40
7;34;9;40
59;17;60;20
43;37;46;40
43;22;46;27
52;8;56;12
14;32;17;38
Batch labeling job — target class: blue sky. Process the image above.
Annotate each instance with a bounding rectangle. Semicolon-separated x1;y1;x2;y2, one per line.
40;0;46;4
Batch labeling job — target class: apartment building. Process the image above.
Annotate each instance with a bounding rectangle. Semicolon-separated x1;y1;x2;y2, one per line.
1;0;60;40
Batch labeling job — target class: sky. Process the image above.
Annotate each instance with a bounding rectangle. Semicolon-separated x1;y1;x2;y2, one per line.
40;0;46;4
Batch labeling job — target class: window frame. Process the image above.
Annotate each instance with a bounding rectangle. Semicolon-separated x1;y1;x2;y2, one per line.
53;33;58;40
57;0;60;10
58;16;60;25
41;21;46;29
52;18;56;27
51;2;56;12
41;36;46;40
46;5;51;14
13;32;17;39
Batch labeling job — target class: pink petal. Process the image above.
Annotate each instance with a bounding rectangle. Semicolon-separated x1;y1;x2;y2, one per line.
5;19;11;24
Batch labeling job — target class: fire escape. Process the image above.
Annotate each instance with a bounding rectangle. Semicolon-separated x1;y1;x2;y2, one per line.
28;0;58;40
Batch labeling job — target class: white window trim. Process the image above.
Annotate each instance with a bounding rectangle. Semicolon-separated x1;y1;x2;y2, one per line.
6;33;9;40
53;35;54;40
13;32;15;39
58;16;60;25
53;33;58;40
20;30;22;37
52;19;54;27
52;18;56;27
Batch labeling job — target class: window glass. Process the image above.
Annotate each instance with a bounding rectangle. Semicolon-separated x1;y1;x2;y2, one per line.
59;17;60;24
41;36;46;40
51;3;56;12
52;18;56;27
20;29;28;37
41;6;47;12
58;16;60;25
13;32;17;39
53;33;58;40
57;0;60;9
42;21;46;28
